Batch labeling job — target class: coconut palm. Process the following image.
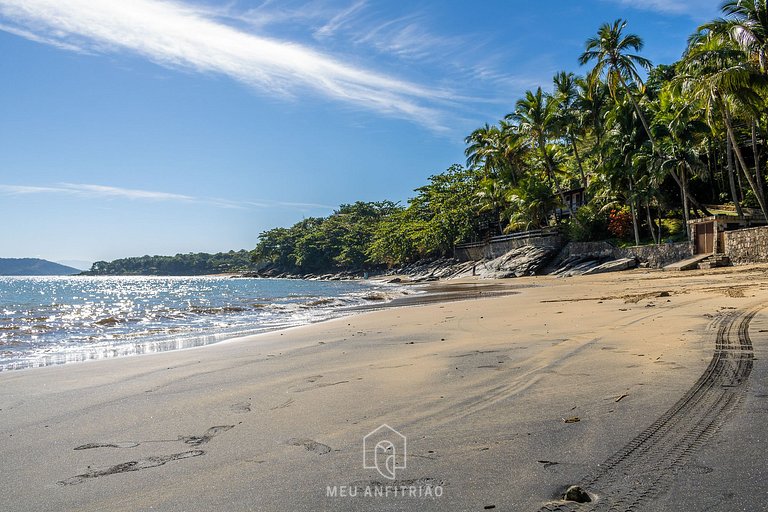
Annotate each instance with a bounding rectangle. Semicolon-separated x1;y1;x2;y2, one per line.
464;123;503;178
507;87;575;217
552;71;588;188
576;76;610;170
602;95;649;245
710;0;768;72
579;19;655;147
654;90;712;233
677;29;768;217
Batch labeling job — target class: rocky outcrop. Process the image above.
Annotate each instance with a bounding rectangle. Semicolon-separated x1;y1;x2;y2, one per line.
386;244;560;281
246;240;655;282
476;245;558;278
583;257;637;275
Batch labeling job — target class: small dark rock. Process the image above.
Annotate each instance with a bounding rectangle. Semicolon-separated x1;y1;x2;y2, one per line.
563;485;591;503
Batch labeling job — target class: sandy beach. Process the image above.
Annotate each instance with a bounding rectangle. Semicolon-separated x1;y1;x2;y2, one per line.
2;267;768;511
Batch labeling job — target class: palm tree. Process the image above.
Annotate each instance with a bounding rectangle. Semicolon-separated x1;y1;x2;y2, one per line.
576;76;610;171
579;19;655;148
464;123;503;178
552;71;588;189
476;177;511;234
579;19;707;222
507;87;575;217
505;175;559;232
712;0;768;72
603;95;648;245
677;29;768;218
494;120;530;186
654;89;711;235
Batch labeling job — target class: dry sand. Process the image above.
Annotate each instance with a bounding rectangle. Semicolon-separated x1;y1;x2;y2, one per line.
2;266;768;511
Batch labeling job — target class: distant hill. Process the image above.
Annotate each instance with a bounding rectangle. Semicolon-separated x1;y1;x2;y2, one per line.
0;258;80;276
82;250;258;276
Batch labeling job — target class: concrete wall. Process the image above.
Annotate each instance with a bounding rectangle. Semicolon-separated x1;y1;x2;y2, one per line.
454;234;564;261
723;225;768;264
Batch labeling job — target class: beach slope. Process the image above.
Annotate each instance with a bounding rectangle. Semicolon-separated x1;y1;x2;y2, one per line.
1;268;767;511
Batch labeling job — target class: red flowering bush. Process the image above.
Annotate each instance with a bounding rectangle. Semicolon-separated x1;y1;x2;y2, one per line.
607;207;633;239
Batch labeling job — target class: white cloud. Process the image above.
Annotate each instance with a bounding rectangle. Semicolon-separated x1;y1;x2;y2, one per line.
0;0;459;129
0;183;332;212
60;183;196;201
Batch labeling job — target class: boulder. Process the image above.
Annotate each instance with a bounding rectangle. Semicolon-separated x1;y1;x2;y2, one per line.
563;485;591;503
582;257;637;275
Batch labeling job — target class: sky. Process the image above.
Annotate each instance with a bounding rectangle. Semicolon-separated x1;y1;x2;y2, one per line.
0;0;722;264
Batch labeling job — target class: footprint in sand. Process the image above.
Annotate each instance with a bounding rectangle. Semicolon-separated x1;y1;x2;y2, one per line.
229;401;252;413
63;425;233;485
74;442;139;450
58;450;204;486
270;398;294;410
286;438;332;454
180;425;234;446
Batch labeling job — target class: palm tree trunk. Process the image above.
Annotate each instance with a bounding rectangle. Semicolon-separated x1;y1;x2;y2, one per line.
628;178;640;246
727;135;745;220
656;207;663;243
570;135;588;189
617;75;656;151
725;108;768;218
646;200;658;245
752;120;765;207
615;73;718;216
679;168;691;241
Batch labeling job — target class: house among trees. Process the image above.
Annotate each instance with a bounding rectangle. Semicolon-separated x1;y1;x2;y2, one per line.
554;186;587;221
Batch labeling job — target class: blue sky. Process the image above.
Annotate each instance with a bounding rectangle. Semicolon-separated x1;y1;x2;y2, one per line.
0;0;720;264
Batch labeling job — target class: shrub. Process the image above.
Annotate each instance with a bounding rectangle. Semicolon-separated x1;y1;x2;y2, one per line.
607;207;633;240
566;203;609;241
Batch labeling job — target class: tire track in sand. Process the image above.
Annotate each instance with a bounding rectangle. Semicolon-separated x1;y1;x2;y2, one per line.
540;305;762;511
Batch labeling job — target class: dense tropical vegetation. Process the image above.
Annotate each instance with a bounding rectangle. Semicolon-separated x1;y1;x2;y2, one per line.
84;250;257;275
250;2;768;273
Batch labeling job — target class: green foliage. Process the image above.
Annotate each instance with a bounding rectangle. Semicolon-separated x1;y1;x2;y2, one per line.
252;165;486;272
86;251;256;276
368;165;486;266
253;201;399;273
505;175;557;231
566;203;610;241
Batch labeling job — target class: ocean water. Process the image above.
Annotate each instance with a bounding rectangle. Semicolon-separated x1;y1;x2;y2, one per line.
0;276;400;371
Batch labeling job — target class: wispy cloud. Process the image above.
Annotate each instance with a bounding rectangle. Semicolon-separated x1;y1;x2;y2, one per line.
314;0;366;39
0;183;196;201
0;0;461;130
0;183;333;212
62;183;196;201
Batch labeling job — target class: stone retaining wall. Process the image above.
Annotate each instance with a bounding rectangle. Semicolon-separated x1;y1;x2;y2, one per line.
723;225;768;264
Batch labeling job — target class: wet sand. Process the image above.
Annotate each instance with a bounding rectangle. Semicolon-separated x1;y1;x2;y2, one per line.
2;266;768;511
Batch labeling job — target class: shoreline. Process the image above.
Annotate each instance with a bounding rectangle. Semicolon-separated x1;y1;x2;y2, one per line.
0;276;412;372
0;276;523;374
1;266;767;510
